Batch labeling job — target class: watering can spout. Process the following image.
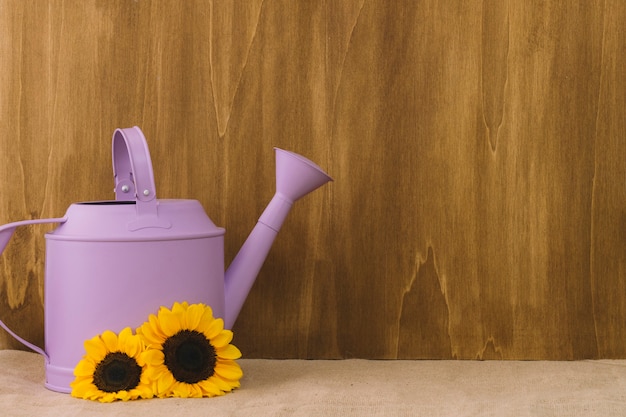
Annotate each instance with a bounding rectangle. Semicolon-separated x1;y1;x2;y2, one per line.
223;148;332;329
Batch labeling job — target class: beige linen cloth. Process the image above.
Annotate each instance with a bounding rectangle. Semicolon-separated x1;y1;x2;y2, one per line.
1;350;626;416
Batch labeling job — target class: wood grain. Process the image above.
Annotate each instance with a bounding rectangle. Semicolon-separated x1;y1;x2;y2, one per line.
0;0;624;360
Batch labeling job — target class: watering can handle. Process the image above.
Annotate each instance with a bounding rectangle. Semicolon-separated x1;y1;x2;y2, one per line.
0;217;67;360
112;127;169;230
112;126;157;203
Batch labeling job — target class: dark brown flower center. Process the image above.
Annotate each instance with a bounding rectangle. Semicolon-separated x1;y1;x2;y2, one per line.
93;352;142;393
162;330;217;384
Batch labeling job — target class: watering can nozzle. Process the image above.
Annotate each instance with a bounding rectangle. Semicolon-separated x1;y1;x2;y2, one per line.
258;148;333;232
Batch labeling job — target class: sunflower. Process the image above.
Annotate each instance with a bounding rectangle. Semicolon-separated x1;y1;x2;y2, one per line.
137;302;243;398
70;327;153;402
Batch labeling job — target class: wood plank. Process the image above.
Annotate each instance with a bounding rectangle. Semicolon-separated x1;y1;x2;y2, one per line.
0;0;623;360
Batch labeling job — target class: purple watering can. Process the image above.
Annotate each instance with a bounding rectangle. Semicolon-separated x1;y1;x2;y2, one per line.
0;126;332;393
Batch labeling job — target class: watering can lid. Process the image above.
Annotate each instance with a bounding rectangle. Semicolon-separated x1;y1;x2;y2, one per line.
46;199;225;241
47;127;225;241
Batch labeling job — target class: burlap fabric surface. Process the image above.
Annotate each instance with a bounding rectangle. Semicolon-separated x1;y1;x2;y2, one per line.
1;350;625;416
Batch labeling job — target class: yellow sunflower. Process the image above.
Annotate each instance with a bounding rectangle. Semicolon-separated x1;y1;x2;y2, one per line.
137;302;243;398
70;327;153;402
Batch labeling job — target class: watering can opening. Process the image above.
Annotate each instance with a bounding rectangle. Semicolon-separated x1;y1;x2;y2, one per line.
78;201;136;206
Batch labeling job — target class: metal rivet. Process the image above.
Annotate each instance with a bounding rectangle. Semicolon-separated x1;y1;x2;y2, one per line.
121;185;130;193
143;189;150;196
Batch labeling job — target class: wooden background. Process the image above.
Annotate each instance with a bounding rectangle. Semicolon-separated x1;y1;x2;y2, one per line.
0;0;624;360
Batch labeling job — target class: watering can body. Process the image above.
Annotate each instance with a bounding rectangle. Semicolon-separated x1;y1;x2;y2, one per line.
42;200;225;392
0;126;332;393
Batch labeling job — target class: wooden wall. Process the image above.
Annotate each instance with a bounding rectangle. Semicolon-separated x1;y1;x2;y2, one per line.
0;0;624;360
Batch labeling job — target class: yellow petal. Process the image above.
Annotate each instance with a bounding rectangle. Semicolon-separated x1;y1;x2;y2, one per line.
159;310;183;337
196;307;216;334
70;378;96;397
194;383;208;398
138;318;166;346
184;303;205;330
73;359;96;377
201;303;214;318
157;370;176;394
199;379;224;396
99;393;116;403
216;343;242;360
214;361;243;380
122;334;142;358
141;348;165;366
100;330;119;353
172;302;186;313
84;336;107;360
134;384;154;399
117;327;133;345
140;371;155;386
129;340;143;358
211;329;233;348
216;374;241;391
69;376;88;391
203;317;224;340
207;374;233;392
172;382;192;398
143;364;165;381
116;328;136;356
86;388;105;401
116;390;131;401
